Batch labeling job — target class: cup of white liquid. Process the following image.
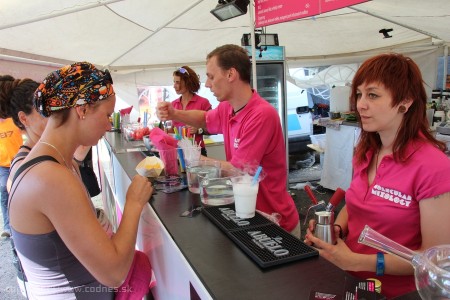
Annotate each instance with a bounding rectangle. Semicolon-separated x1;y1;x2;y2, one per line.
231;174;260;218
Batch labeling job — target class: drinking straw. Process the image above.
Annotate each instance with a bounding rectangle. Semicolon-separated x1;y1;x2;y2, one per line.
177;148;186;171
252;166;263;186
143;111;147;127
173;127;181;140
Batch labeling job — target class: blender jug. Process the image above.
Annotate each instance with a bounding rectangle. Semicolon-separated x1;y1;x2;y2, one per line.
358;225;450;299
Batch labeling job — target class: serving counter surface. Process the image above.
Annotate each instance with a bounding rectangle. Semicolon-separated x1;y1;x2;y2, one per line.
100;131;418;299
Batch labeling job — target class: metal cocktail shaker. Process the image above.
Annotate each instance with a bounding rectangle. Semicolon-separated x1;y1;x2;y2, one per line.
314;211;336;246
312;188;345;247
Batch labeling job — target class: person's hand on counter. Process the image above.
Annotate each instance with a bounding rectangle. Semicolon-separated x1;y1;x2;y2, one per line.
198;155;233;170
304;232;361;272
126;175;154;208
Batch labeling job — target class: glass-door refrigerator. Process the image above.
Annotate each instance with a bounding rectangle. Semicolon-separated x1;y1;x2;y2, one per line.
245;46;289;177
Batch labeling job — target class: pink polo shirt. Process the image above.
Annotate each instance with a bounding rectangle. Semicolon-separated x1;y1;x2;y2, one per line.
345;139;450;299
206;91;299;232
171;94;212;147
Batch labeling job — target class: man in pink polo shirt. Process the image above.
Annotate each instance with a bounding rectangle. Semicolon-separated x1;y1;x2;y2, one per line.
157;44;300;237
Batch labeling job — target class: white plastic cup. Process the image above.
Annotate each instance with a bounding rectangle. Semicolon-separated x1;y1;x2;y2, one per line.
182;147;201;166
231;175;259;218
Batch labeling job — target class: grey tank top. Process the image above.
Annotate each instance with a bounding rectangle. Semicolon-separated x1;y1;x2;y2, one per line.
9;156;114;299
12;228;113;300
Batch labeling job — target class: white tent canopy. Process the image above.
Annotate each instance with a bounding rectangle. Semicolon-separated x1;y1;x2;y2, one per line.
0;0;449;94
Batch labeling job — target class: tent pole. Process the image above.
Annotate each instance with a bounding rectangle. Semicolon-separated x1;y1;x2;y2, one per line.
349;6;442;41
249;0;257;90
444;45;448;90
0;0;124;30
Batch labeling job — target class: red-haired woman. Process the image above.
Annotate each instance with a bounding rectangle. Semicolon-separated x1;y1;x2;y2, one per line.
306;53;450;298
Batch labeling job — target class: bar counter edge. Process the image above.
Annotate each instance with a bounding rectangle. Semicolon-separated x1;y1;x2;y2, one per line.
97;131;419;300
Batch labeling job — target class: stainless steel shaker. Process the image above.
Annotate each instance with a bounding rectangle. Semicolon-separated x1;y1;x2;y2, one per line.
314;211;336;246
303;186;345;247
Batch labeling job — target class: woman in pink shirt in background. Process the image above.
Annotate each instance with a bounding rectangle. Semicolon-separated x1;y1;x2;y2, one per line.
171;66;212;156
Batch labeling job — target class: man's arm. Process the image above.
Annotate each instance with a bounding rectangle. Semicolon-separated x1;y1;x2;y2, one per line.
157;101;207;129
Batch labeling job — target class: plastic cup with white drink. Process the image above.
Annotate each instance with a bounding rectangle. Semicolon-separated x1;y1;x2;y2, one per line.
231;166;263;218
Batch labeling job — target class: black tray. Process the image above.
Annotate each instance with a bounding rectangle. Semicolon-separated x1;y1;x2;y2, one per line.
202;204;318;269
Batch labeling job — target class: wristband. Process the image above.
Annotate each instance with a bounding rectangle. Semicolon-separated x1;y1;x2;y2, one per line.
376;252;385;276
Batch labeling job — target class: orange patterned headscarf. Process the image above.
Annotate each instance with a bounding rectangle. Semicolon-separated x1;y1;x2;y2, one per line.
34;62;115;117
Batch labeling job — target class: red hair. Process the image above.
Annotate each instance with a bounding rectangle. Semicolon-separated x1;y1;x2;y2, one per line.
351;53;446;163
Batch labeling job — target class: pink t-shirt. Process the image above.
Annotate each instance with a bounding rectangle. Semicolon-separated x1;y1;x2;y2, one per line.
345;140;450;299
171;94;211;147
206;91;299;231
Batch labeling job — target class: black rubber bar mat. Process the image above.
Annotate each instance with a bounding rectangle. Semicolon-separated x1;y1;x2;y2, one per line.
202;204;319;268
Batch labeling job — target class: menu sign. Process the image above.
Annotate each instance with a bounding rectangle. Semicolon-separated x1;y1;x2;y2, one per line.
255;0;369;28
321;0;370;13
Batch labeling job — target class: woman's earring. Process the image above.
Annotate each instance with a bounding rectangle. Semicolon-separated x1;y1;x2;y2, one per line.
82;115;86;120
398;105;406;113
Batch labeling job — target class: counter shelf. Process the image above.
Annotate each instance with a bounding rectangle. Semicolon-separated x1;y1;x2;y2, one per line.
100;131;419;299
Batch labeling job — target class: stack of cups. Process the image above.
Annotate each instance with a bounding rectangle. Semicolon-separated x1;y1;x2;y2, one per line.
158;148;179;176
182;147;201;167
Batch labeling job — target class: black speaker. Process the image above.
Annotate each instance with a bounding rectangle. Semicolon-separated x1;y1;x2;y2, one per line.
241;33;279;47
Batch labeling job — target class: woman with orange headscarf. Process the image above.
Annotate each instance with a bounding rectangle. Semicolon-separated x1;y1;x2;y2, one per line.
9;62;153;299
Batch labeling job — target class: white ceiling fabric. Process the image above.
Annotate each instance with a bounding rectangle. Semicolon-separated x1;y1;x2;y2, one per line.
0;0;448;91
1;0;449;66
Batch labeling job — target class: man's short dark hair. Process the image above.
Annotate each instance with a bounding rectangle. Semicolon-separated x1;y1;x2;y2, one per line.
207;44;251;84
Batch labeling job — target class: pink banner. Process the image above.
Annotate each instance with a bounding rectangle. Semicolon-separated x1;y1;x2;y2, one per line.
321;0;369;13
255;0;319;28
255;0;369;28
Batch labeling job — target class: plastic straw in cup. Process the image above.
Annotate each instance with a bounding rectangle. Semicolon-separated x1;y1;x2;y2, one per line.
177;148;186;171
252;166;263;186
173;127;181;140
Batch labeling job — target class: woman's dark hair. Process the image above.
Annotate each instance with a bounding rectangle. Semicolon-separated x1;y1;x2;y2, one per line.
206;44;251;84
0;75;39;129
351;53;446;163
0;75;17;119
173;66;200;93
